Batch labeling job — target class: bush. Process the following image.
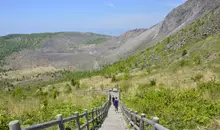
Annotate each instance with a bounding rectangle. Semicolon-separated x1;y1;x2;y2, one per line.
191;74;203;82
193;56;201;65
111;75;117;82
64;84;72;93
123;83;220;129
124;73;130;80
180;60;187;67
71;79;80;88
150;79;156;86
182;50;187;56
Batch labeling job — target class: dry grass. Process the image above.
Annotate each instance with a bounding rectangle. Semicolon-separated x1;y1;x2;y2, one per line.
5;96;40;116
80;76;116;90
2;66;59;80
126;67;218;89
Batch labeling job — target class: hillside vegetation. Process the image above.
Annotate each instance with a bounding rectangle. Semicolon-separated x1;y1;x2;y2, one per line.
1;2;220;130
0;78;107;130
95;9;220;129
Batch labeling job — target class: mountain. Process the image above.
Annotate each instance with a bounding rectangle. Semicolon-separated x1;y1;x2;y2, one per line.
98;0;220;65
0;32;114;70
1;0;220;71
103;6;220;74
98;6;220;130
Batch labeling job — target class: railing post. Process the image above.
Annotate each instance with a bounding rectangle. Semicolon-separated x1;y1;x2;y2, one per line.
134;111;138;130
56;114;64;130
9;120;21;130
95;107;99;123
91;108;95;128
100;106;103;121
98;107;101;122
84;109;89;130
129;109;133;121
152;117;159;130
74;112;81;130
140;113;145;130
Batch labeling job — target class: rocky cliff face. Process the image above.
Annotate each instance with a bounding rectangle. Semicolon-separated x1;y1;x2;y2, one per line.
160;0;220;35
99;0;220;66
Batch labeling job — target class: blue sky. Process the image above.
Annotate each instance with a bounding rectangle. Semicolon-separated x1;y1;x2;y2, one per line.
1;0;186;36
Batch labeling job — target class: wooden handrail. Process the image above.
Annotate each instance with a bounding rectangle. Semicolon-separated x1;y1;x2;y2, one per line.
120;103;169;130
9;98;111;130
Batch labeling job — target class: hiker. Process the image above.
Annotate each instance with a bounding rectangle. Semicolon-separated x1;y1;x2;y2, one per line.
112;96;115;104
114;97;119;112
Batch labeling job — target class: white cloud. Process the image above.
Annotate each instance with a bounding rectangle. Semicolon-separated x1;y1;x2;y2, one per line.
105;2;115;8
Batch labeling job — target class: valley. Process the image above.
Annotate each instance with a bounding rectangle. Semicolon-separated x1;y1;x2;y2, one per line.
1;0;220;129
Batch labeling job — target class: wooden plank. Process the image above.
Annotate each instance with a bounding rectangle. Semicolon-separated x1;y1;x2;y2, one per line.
24;120;60;130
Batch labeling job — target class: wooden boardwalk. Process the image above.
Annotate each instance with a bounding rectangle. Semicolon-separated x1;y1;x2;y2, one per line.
99;104;128;130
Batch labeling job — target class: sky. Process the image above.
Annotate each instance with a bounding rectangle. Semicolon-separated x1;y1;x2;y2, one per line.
0;0;186;36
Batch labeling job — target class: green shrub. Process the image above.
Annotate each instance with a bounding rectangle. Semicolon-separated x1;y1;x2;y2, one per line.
64;84;72;93
111;75;117;82
150;79;156;86
193;56;201;65
71;79;80;88
191;74;203;82
182;50;187;56
180;60;186;67
123;82;220;129
124;73;130;80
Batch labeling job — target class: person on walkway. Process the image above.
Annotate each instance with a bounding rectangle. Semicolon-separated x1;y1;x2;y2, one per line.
114;97;119;112
112;96;115;105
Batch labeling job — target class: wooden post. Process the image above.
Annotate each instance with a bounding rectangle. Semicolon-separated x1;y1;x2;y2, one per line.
134;111;138;130
129;109;133;121
130;109;133;124
56;114;64;130
74;112;81;130
100;106;103;121
91;108;95;128
84;109;89;130
140;113;145;130
95;107;99;123
152;117;159;130
98;107;101;122
9;120;21;130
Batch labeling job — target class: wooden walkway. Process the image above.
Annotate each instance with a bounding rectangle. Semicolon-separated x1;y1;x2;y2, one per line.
99;104;128;130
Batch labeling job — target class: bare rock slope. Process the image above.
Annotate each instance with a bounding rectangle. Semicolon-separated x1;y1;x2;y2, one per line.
99;0;220;65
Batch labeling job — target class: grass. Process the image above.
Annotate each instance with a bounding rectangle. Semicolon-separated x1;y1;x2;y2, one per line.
122;81;220;129
0;80;107;130
1;7;220;130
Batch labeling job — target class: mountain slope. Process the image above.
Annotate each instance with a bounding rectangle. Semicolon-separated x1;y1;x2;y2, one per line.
1;0;220;71
102;7;220;74
0;32;113;70
97;7;220;130
99;0;220;65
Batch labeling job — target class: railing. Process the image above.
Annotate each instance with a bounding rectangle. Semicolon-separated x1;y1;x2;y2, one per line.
9;99;111;130
121;103;169;130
